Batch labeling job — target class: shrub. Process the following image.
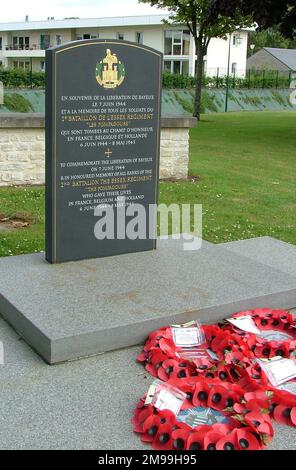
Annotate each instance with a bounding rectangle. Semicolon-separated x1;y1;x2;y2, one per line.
0;68;45;88
162;71;291;90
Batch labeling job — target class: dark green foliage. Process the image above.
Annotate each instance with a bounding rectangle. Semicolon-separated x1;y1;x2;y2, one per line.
163;71;291;90
0;68;45;88
162;72;196;89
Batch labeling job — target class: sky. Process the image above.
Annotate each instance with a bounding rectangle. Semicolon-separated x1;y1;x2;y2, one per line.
0;0;168;23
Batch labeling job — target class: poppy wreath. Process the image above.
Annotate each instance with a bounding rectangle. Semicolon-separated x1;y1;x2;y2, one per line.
137;323;255;384
132;377;274;450
222;308;296;360
237;367;296;428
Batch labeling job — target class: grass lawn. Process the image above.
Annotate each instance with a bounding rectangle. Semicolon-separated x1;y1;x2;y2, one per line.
0;111;295;257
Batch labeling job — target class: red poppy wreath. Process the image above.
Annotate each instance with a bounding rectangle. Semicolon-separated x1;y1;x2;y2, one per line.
222;308;296;360
137;323;254;384
132;377;274;451
136;312;296;427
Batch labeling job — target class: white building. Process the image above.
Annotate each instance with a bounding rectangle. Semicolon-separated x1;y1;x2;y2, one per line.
0;14;249;77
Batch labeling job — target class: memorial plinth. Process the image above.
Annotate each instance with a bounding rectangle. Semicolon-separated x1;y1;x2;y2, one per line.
1;237;296;364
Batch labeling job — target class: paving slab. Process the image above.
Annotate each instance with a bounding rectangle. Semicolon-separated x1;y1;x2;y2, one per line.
0;315;295;450
222;237;296;278
1;237;296;364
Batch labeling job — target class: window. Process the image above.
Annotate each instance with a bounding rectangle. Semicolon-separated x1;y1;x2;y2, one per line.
173;32;182;55
164;60;172;72
77;33;99;40
136;32;143;44
233;35;242;46
164;30;173;55
40;34;50;50
12;36;30;50
182;31;190;55
182;60;189;75
13;60;30;70
163;59;189;75
173;60;181;74
56;34;62;45
117;33;124;40
231;62;237;74
164;30;190;56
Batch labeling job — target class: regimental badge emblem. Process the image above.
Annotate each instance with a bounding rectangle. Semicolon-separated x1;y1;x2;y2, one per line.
95;49;125;89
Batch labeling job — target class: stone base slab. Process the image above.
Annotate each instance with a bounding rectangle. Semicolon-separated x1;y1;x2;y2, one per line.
0;237;296;364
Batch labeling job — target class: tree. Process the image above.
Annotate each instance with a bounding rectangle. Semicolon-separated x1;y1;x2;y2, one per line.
211;1;296;38
139;1;252;120
248;27;290;56
248;27;296;56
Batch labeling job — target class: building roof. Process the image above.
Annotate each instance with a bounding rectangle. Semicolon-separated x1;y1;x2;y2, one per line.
0;15;170;32
264;47;296;71
0;14;252;33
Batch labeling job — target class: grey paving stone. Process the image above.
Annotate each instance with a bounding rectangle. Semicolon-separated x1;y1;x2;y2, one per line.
0;316;295;450
222;236;296;278
1;237;296;363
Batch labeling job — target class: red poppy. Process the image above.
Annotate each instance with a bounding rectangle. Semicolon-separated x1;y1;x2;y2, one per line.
273;404;296;427
244;411;273;437
224;350;246;365
216;363;232;383
186;425;212;450
141;411;175;442
204;429;227;450
244;398;269;414
210;330;233;358
131;403;153;433
208;384;236;411
145;351;168;378
246;334;257;352
171;428;190;450
157;358;192;381
151;423;174;450
254;343;273;359
141;414;166;442
216;431;237;450
159;337;179;357
192;355;213;370
268;341;290;358
235;428;262;450
244;390;270;402
137;350;147;363
192;380;211;407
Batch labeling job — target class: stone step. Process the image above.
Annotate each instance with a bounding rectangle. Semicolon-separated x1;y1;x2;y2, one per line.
1;236;296;364
221;236;296;278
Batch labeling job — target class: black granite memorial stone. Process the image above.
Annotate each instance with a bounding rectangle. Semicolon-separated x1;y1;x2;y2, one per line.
46;40;162;263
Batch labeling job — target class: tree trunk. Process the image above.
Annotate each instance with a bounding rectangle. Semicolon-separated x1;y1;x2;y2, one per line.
193;36;204;120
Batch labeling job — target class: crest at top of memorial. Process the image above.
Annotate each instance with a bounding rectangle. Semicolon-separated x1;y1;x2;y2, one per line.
45;40;162;264
96;48;125;89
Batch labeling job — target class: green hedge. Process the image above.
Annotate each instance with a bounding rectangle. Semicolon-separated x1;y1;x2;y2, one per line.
162;71;292;90
0;68;291;90
0;68;45;88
